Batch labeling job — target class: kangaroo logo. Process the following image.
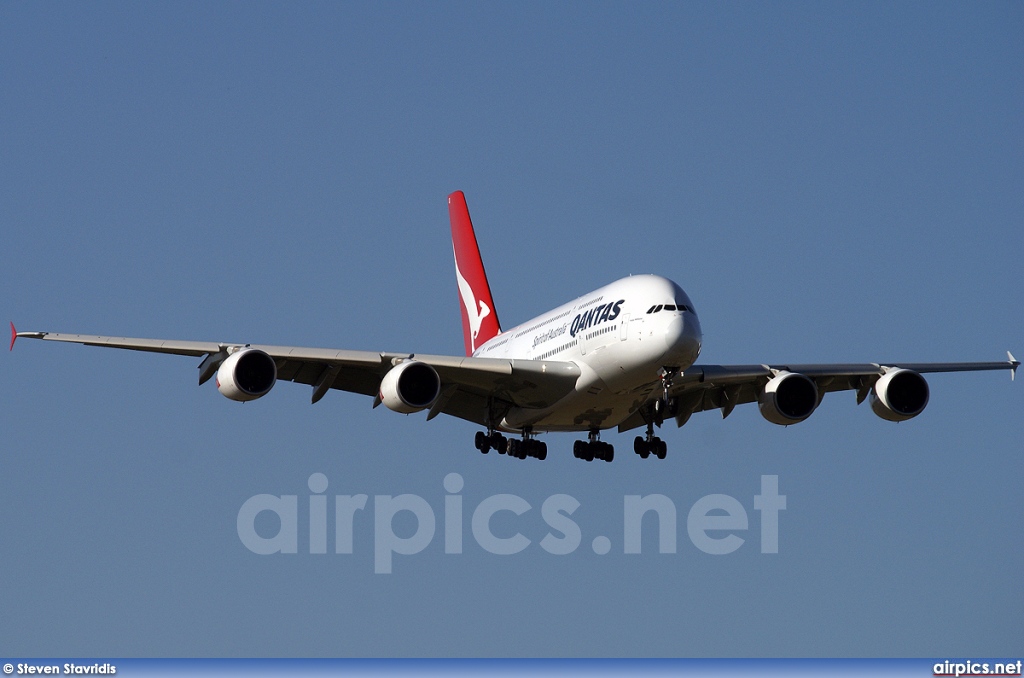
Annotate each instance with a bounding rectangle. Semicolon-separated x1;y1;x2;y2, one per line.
455;256;491;352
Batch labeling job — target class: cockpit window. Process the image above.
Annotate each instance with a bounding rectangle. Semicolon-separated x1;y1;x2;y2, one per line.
648;303;695;314
675;301;694;313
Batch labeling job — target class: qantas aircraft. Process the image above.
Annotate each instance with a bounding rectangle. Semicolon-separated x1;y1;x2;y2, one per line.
11;191;1019;462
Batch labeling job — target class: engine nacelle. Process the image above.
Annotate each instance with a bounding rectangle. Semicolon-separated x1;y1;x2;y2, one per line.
379;360;441;413
216;348;277;402
870;368;929;422
759;371;818;425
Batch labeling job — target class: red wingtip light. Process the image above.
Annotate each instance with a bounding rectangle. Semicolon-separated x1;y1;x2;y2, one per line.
9;321;16;351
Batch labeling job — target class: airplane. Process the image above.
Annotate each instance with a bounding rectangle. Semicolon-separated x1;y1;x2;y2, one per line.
10;191;1019;462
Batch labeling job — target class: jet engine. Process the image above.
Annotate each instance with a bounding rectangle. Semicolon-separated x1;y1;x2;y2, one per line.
216;348;277;402
870;368;929;422
379;361;441;413
759;371;819;425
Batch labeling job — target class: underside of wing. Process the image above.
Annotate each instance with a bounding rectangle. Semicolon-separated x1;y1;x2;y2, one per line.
282;351;581;427
618;356;1018;433
13;329;581;429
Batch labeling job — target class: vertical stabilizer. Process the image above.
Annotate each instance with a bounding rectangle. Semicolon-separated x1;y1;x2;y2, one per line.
449;191;501;356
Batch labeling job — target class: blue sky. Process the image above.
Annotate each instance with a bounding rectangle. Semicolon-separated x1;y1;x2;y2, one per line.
1;1;1021;658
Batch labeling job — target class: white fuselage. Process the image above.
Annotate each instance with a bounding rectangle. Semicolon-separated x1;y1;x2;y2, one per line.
472;275;703;432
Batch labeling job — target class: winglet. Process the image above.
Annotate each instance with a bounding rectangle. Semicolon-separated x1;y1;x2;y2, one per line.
1009;351;1019;381
9;322;16;351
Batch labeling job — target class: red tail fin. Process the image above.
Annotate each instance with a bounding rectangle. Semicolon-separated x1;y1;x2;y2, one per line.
449;191;501;356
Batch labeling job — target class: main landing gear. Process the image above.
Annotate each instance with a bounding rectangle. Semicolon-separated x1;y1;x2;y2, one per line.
474;429;547;460
573;430;614;463
634;434;667;459
474;430;506;454
633;418;667;459
473;426;662;462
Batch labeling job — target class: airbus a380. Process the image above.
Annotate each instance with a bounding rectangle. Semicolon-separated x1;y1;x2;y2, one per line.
12;192;1018;462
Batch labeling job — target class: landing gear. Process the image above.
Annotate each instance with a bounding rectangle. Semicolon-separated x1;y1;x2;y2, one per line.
475;428;544;460
573;430;614;462
634;418;667;459
508;437;547;460
474;431;489;453
491;432;508;454
633;435;666;459
659;367;679;408
474;429;508;455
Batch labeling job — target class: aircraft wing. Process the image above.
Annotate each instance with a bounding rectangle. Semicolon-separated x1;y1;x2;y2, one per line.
618;357;1018;430
10;327;581;428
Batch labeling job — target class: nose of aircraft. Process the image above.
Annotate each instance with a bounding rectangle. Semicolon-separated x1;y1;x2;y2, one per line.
662;312;702;368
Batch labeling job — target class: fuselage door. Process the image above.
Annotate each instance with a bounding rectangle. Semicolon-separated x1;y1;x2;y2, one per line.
629;315;645;342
